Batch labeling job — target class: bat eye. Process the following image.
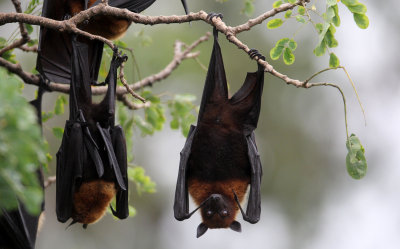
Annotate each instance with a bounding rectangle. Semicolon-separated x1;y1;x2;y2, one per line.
206;210;213;217
221;210;228;217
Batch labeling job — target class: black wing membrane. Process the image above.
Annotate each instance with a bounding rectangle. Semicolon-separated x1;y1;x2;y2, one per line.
173;125;197;221
56;37;129;223
36;0;104;84
0;86;46;249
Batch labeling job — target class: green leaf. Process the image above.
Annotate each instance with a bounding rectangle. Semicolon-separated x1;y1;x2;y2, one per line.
313;41;327;56
284;10;292;18
27;39;38;46
283;48;295;65
270;38;289;60
296;16;306;23
41;111;54;123
288;39;297;51
170;118;179;129
329;52;340;68
134;115;154;136
317;22;330;44
276;37;290;46
129;205;137;217
346;134;367;179
325;6;336;22
0;67;46;214
270;46;284;60
346;2;367;14
52;127;64;140
325;27;339;48
332;4;341;26
315;23;324;33
242;0;255;16
353;13;369;29
288;0;296;3
273;0;283;8
298;6;305;15
168;94;197;137
267;18;284;29
128;167;156;194
341;0;357;5
54;95;66;115
24;24;33;35
327;0;337;6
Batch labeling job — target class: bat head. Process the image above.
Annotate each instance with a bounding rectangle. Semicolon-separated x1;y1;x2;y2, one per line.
196;194;242;237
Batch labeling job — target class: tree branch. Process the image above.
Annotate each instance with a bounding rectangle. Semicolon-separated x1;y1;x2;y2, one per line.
0;0;313;90
0;0;30;56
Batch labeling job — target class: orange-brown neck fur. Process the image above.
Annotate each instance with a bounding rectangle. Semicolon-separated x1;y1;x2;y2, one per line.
188;179;249;228
72;180;116;224
68;0;130;40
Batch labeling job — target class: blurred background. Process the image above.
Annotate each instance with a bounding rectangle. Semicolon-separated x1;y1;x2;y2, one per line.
1;0;398;248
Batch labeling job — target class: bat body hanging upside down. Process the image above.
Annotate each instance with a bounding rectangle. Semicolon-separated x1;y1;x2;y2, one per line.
174;18;265;238
56;37;129;228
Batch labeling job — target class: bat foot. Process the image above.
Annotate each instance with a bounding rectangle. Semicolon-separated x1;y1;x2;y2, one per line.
207;12;223;22
37;73;52;92
112;47;128;66
248;49;265;61
63;14;72;20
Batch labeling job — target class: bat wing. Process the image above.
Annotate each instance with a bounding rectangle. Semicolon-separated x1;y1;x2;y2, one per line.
36;0;103;84
197;30;228;123
110;125;129;219
0;204;40;249
97;125;126;190
174;125;197;221
230;61;265;134
244;132;262;224
56;122;84;223
92;0;156;13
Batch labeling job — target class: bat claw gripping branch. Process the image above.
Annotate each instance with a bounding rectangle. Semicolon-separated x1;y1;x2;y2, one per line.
207;12;223;22
248;48;265;61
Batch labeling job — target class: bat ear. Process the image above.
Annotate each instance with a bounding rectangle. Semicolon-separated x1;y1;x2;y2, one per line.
197;223;208;238
229;221;242;233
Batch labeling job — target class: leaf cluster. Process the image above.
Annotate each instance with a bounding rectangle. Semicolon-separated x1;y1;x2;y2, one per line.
0;68;46;215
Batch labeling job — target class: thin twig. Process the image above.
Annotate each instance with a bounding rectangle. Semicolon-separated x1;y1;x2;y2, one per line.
119;62;146;102
0;0;30;56
307;82;349;139
118;94;151;110
44;176;56;188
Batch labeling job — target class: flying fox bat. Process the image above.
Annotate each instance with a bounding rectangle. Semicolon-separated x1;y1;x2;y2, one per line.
36;0;189;84
173;24;265;238
55;37;129;228
0;83;47;249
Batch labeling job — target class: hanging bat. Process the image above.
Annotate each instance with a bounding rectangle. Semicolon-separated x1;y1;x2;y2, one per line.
173;25;265;238
55;36;129;228
0;84;47;249
36;0;189;84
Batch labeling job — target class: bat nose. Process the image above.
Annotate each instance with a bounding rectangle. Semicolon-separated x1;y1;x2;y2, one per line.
210;194;222;200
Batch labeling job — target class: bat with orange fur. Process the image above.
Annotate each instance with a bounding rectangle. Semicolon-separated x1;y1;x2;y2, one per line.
55;37;128;228
173;18;265;238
